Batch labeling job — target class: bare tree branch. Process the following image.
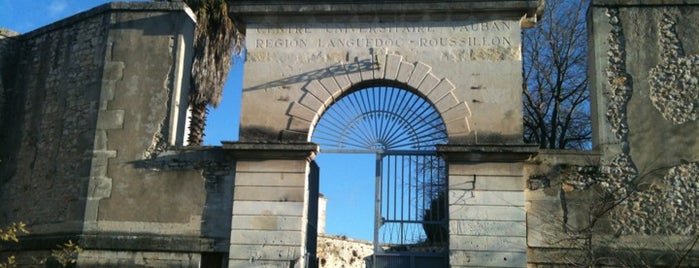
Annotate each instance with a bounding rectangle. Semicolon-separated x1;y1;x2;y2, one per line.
522;0;592;150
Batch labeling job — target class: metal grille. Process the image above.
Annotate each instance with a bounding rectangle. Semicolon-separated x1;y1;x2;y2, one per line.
313;86;447;152
378;153;447;248
373;152;448;268
312;86;449;268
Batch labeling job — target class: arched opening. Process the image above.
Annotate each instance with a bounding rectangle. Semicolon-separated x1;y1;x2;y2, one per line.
312;83;449;267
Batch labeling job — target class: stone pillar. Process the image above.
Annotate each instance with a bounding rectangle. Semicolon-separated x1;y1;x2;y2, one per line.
224;142;319;268
439;145;537;267
318;194;327;234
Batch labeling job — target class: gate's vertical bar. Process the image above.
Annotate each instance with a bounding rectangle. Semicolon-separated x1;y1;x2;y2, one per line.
400;155;405;244
374;152;383;268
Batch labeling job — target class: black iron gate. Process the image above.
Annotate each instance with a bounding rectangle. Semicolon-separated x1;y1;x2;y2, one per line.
370;152;448;268
312;85;450;268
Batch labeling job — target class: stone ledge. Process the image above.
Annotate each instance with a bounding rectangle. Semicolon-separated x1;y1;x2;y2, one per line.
230;1;540;21
0;233;226;252
437;144;539;162
592;0;699;6
222;141;319;160
17;2;195;38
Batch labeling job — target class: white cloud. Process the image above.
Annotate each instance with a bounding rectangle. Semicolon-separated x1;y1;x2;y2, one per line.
47;0;68;18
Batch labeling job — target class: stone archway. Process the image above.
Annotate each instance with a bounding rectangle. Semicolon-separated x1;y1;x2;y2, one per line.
228;2;539;267
309;82;451;267
286;54;472;142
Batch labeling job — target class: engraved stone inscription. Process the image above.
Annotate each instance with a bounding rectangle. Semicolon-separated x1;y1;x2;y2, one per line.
250;22;515;50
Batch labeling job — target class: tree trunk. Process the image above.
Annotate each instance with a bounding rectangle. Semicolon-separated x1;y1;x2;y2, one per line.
187;102;208;146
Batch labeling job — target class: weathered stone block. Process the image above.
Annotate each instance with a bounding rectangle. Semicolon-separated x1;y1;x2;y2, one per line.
232;201;304;216
449;190;524;206
231;215;302;231
96;110;124;130
384;53;403;80
231;230;303;246
102;61;125;81
234;172;306;187
449;205;525;221
450;220;526;237
407;61;432;89
396;61;415;84
229;245;301;261
236;160;307;173
450;163;524;176
89;176;113;199
233;186;305;202
449;250;526;267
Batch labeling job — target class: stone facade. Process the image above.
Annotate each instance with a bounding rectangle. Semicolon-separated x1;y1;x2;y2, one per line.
526;0;699;266
230;1;539;267
234;2;538;145
1;0;698;267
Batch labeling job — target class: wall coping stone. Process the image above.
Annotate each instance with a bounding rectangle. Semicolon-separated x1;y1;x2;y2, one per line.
222;141;319;160
15;2;196;38
592;0;699;6
437;144;539;162
229;1;541;21
537;149;602;157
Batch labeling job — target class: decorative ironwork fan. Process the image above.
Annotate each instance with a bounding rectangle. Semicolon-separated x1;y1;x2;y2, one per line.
312;86;447;152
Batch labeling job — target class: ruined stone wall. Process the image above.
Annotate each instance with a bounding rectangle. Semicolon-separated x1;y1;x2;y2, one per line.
0;28;19;125
85;2;199;234
317;235;373;268
526;1;699;265
590;2;699;238
0;10;110;234
526;150;602;264
0;3;237;267
0;0;201;232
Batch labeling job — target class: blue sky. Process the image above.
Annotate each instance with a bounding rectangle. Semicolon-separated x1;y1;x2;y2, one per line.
1;0;375;241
